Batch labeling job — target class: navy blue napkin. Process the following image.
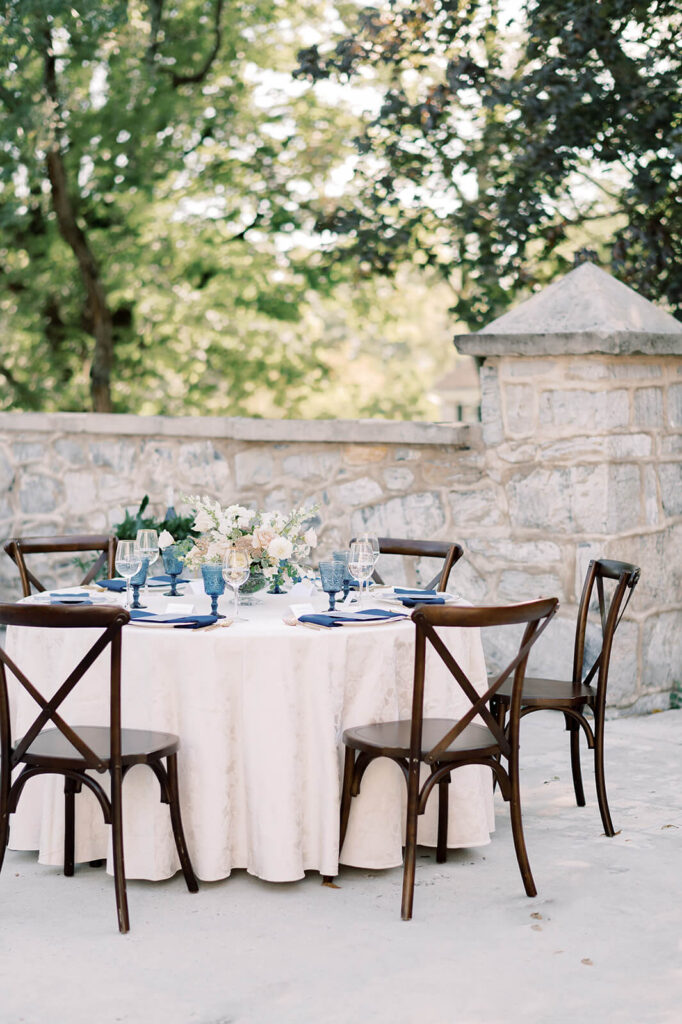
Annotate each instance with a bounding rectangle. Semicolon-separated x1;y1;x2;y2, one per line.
148;574;191;585
398;595;446;607
394;587;437;597
129;610;217;629
298;608;406;628
96;578;127;592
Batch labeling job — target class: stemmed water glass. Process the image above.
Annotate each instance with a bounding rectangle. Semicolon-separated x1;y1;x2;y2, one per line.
136;529;159;593
348;539;374;609
115;540;142;610
223;548;250;622
356;533;380;566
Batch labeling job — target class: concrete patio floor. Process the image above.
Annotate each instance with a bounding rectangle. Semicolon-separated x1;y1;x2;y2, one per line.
1;708;681;1024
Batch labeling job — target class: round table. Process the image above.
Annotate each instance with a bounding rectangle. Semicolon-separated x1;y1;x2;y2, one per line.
6;587;495;882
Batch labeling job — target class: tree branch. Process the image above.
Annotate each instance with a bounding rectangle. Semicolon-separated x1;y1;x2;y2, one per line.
0;362;36;407
170;0;224;87
147;0;166;64
43;26;114;412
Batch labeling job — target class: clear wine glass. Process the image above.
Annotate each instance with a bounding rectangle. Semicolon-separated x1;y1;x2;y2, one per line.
115;540;142;610
136;529;159;593
222;548;250;622
357;533;380;564
349;540;374;609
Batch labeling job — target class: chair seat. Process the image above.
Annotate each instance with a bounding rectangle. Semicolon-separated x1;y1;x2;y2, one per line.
19;726;180;770
343;717;499;760
495;675;596;708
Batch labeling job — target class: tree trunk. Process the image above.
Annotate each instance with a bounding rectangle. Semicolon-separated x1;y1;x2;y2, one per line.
45;149;114;412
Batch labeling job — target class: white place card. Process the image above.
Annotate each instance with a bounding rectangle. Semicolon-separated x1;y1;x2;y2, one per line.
288;581;317;600
290;603;316;619
166;602;194;615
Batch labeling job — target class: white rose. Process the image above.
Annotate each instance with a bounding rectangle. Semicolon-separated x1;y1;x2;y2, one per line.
193;509;214;532
267;536;293;561
158;530;175;549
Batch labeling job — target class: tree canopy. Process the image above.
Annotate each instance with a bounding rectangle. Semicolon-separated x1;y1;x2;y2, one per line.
296;0;682;328
1;0;451;418
1;0;679;420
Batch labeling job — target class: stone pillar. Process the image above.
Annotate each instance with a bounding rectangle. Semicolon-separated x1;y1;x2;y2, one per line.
455;263;682;712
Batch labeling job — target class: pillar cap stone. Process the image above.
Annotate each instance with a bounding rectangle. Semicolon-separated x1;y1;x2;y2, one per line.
454;262;682;357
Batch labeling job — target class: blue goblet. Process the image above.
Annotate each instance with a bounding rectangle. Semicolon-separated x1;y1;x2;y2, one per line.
201;563;226;618
332;551;352;601
319;561;345;612
130;557;149;609
161;546;185;597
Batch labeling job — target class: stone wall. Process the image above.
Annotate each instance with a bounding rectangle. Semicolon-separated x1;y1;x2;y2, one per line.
1;356;680;714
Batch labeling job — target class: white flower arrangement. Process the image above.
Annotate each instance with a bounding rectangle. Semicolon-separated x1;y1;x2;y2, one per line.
183;496;319;583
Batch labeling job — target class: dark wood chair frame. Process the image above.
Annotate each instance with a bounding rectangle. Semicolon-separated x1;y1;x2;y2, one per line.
4;534;117;597
339;597;558;919
490;558;640;837
352;537;463;591
0;603;198;933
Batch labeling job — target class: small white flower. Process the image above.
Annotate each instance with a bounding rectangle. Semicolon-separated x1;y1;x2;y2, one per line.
303;528;317;549
267;536;293;561
158;530;175;549
193;509;214;532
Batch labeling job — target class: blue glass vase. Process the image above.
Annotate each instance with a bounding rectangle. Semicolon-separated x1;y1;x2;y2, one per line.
161;546;185;597
268;560;288;594
130;557;149;609
201;563;226;618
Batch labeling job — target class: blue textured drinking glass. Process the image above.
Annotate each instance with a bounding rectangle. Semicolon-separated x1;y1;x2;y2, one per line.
332;551;352;601
130;557;149;609
161;546;185;597
201;563;226;618
319;560;345;612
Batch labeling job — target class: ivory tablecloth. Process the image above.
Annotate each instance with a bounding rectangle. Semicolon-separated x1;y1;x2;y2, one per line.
7;591;494;882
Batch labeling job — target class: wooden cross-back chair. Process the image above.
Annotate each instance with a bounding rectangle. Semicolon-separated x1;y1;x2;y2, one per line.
491;558;640;837
352;537;463;591
4;534;117;597
339;597;558;919
0;603;198;933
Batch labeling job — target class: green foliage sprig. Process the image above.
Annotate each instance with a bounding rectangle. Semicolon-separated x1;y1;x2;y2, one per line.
113;495;197;543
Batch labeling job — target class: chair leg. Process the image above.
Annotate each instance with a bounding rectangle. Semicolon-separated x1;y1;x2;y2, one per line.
166;754;199;892
110;766;130;934
508;754;536;898
63;777;81;877
436;774;449;864
567;717;586;807
401;760;421;921
0;770;10;874
593;717;615;837
339;745;355;854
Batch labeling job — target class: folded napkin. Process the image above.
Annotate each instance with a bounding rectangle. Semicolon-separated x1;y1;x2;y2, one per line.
398;596;446;607
96;578;127;592
394;587;437;597
298;608;407;628
148;575;191;586
129;610;217;629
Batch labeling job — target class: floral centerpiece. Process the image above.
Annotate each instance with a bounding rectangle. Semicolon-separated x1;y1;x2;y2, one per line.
181;496;319;591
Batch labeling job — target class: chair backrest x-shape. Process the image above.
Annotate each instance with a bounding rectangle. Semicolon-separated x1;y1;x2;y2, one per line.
0;604;129;773
573;559;640;689
4;535;117;597
410;598;559;764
